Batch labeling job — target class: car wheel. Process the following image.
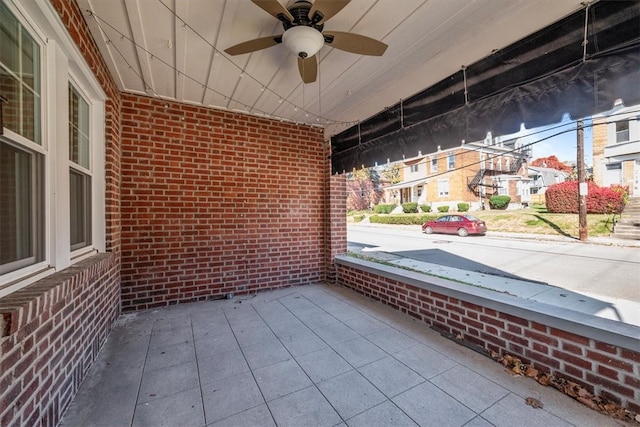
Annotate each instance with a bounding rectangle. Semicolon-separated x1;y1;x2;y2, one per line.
457;227;469;237
423;226;434;234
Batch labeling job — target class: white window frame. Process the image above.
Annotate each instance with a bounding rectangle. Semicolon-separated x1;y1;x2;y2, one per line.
431;157;438;173
0;0;105;298
437;179;449;197
447;154;455;170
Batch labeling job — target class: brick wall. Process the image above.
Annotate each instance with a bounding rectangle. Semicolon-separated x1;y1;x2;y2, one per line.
335;258;640;413
326;172;347;283
120;94;326;311
1;0;122;426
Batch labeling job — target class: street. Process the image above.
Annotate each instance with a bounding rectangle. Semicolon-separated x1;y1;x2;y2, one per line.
347;224;640;303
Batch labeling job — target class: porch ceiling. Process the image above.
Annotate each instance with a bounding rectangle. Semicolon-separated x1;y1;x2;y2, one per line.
76;0;586;137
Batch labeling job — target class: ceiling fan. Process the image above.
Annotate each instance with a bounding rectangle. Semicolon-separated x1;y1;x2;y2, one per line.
225;0;388;83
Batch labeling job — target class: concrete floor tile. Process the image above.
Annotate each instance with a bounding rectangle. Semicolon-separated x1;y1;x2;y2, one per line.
480;393;572;427
59;366;141;427
359;356;425;397
210;404;275;427
333;337;387;367
344;314;389;335
315;322;361;345
191;312;232;340
148;324;194;350
268;386;342;427
463;416;495;427
132;386;204;427
242;338;292;370
366;328;419;354
232;324;276;348
393;382;476;426
254;359;312;401
138;361;200;404
268;318;312;339
430;365;509;413
345;400;418;427
296;347;352;383
194;331;239;357
198;349;250;385
202;371;264;424
317;370;386;419
144;341;196;373
279;331;328;356
296;309;341;330
395;344;459;379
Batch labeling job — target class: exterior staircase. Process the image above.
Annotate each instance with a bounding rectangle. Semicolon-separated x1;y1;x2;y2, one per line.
614;197;640;240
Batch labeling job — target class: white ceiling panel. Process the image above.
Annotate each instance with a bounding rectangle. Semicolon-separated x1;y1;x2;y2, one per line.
76;0;587;136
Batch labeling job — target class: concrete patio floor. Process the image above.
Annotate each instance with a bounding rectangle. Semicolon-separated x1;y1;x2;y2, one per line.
59;284;622;427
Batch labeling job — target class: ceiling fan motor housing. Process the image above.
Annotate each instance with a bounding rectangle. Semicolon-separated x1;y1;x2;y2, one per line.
282;26;324;58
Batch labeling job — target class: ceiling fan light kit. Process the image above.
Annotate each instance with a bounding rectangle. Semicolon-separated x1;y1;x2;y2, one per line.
225;0;387;83
282;25;324;58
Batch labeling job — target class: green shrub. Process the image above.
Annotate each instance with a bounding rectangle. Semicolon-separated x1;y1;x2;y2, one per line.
457;202;469;212
373;204;396;214
489;195;511;210
369;214;437;225
401;202;418;213
420;204;431;212
437;205;449;213
353;215;365;223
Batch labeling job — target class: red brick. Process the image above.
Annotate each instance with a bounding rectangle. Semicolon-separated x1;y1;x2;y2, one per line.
550;328;590;345
552;349;592;369
586;350;634;372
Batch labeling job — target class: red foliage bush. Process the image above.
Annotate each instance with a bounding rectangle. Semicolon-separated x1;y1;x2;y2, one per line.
545;181;626;214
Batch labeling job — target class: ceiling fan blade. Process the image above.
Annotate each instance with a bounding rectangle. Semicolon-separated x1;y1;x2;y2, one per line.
324;31;387;56
297;56;318;83
308;0;350;25
251;0;294;24
224;35;283;55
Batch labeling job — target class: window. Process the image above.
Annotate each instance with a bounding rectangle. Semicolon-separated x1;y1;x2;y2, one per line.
431;157;438;173
410;164;419;173
437;179;449;197
69;84;91;251
615;120;629;143
0;141;43;274
1;3;43;275
0;1;106;297
447;154;455;170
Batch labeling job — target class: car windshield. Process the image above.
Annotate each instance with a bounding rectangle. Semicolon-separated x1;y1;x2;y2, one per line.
463;215;481;221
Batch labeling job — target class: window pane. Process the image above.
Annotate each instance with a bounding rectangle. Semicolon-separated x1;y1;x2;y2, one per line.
69;85;90;168
70;169;91;249
0;3;41;144
0;141;33;268
0;3;19;74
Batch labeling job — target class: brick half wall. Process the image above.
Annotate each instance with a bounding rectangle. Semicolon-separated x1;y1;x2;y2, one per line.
335;256;640;413
0;254;120;427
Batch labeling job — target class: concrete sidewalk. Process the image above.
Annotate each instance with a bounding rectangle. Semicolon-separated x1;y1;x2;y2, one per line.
59;284;622;427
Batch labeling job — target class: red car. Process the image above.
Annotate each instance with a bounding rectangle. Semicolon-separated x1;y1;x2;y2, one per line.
421;214;487;237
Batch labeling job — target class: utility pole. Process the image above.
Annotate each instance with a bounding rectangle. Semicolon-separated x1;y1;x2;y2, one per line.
577;119;587;241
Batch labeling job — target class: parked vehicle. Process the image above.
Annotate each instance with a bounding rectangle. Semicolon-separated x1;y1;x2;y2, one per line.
421;214;487;237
